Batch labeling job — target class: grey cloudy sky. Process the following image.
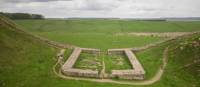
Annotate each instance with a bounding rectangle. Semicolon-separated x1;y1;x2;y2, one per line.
0;0;200;18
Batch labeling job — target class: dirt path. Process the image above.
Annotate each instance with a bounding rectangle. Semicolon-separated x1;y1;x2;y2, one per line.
53;47;169;85
99;53;108;79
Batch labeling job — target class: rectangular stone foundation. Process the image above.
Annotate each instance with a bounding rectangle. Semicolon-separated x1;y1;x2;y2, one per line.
62;47;100;78
108;48;145;80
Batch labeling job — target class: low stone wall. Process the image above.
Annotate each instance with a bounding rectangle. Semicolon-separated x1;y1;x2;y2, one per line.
81;48;100;55
64;69;98;78
111;70;144;80
108;49;129;55
62;47;81;69
125;49;145;74
62;47;100;78
108;48;145;80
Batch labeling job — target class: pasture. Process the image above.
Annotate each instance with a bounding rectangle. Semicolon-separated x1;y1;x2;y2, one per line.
14;19;200;50
1;17;200;87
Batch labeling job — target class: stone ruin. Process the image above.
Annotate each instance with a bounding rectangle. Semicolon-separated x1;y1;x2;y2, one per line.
61;47;100;78
62;47;145;80
108;49;145;80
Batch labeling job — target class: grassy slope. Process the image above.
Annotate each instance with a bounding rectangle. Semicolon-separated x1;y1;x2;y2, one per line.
0;21;57;86
0;18;200;87
135;44;166;80
150;33;200;87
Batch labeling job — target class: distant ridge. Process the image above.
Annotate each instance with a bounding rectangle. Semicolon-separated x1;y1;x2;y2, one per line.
48;17;200;21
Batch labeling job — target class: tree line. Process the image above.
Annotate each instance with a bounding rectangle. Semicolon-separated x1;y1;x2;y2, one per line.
0;12;44;19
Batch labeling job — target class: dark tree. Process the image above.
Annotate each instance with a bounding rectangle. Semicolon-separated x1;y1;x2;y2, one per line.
0;12;45;19
31;14;44;19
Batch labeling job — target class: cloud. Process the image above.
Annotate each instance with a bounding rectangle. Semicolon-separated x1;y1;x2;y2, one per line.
1;0;71;3
77;0;119;11
0;0;200;18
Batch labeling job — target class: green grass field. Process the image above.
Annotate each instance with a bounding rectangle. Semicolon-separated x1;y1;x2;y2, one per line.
37;32;164;50
13;19;200;50
15;19;200;33
1;17;200;87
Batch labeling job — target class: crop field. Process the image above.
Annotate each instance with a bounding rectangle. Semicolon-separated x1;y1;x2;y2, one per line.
1;17;200;87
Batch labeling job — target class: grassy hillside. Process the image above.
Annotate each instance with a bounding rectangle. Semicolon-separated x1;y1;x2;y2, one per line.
150;33;200;87
0;17;56;86
0;17;200;87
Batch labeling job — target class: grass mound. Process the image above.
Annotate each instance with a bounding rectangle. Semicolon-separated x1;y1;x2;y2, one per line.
0;16;57;87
